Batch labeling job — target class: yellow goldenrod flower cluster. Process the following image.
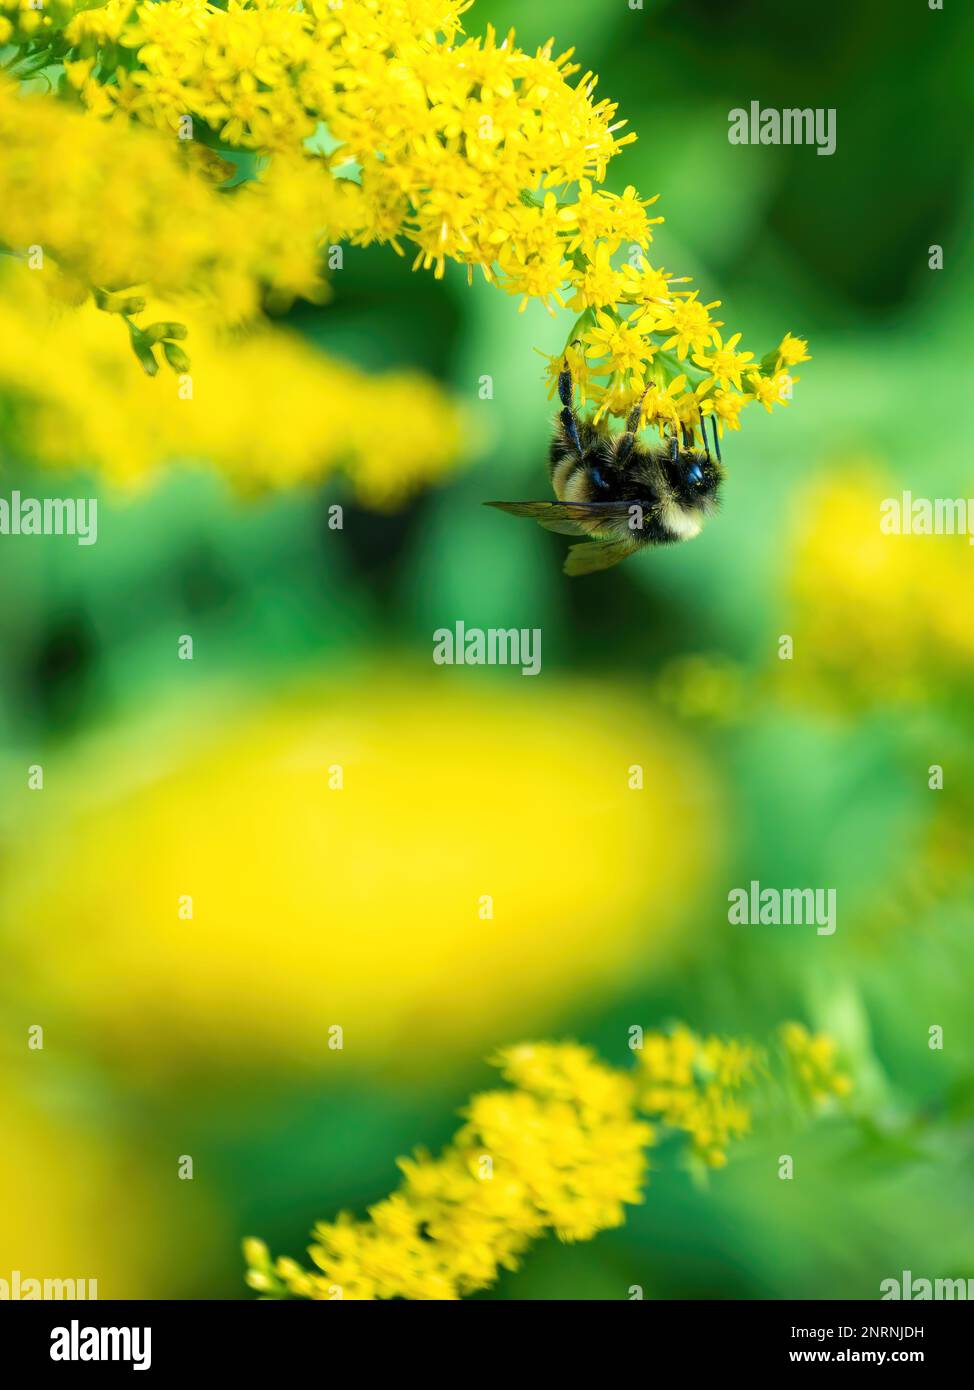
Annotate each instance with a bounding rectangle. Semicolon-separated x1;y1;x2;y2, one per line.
0;0;81;47
0;266;460;502
633;1026;762;1168
60;0;635;285
244;1026;850;1301
246;1043;652;1301
1;0;808;452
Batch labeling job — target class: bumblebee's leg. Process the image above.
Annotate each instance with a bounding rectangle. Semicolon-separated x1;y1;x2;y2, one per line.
557;358;584;458
708;414;722;463
615;387;650;464
697;405;711;461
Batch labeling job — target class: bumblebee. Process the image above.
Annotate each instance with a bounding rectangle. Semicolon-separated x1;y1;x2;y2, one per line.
485;356;725;575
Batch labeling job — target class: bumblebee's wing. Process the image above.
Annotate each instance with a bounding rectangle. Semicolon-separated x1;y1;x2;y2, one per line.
563;538;635;577
484;500;589;535
484;499;640;537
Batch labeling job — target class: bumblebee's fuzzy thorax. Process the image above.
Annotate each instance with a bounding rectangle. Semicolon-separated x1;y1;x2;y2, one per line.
562;441;723;538
661;448;724;514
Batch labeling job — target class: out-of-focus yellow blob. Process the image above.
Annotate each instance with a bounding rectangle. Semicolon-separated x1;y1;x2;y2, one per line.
786;467;974;704
0;1062;212;1296
4;673;717;1077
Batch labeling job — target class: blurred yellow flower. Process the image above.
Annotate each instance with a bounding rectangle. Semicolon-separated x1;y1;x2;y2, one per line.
1;675;718;1078
656;653;750;724
634;1026;761;1168
0;265;460;502
780;1024;853;1104
0;1059;211;1296
0;76;358;323
786;468;974;704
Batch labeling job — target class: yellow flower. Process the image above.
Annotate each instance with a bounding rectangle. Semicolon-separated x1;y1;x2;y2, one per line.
582;309;654;378
776;331;812;368
588;378;645;423
692;329;754;390
560;179;661;256
697;385;751;434
656;292;722;360
620;261;691;307
492;195;570;311
746;369;797;413
637;376;689;432
542;340;591;405
63;56;95;88
567;242;628;311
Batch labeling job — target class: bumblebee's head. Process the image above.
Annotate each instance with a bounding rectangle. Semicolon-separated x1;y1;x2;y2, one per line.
665;448;724;511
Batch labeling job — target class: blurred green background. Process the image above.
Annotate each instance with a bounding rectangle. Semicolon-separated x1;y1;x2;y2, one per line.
2;0;973;1299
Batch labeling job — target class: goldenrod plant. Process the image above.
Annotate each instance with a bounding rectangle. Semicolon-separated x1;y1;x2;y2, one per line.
1;0;807;467
244;1027;851;1301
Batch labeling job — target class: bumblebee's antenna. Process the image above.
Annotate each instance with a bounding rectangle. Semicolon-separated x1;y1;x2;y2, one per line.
710;415;722;464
